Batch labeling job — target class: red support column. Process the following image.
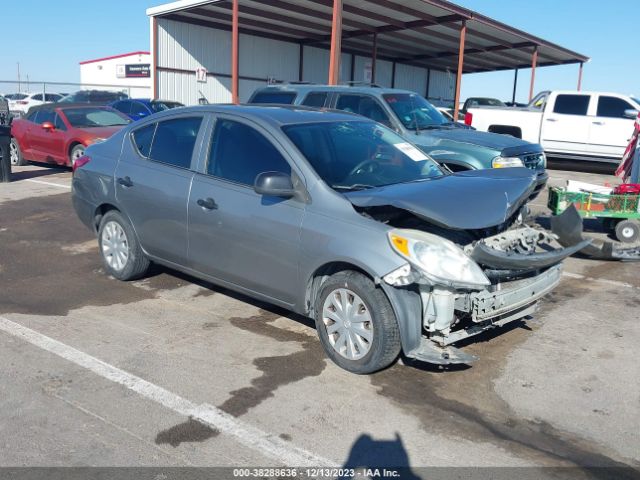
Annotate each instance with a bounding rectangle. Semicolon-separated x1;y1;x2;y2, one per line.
528;46;538;102
371;32;377;84
231;0;239;104
577;62;584;91
452;20;466;122
328;0;343;85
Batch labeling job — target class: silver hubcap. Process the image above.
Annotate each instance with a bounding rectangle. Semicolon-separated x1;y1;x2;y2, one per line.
322;288;373;360
71;147;84;165
101;221;129;271
622;227;634;238
10;141;18;165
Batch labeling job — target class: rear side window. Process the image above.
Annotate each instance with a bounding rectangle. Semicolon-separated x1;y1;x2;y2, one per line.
26;110;39;123
54;113;67;131
208;119;290;185
45;94;61;102
130;102;149;116
250;91;296;104
553;95;589;116
31;94;43;101
148;117;203;169
335;94;393;127
37;110;55;125
132;123;156;157
597;96;635;118
301;92;328;108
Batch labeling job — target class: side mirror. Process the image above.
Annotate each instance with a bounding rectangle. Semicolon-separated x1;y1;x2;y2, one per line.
41;121;55;131
623;109;639;119
254;171;295;198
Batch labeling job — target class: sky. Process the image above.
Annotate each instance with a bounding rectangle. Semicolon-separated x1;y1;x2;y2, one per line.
1;0;638;103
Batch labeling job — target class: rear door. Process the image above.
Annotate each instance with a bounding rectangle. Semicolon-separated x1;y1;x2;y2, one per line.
540;93;592;154
115;114;206;266
187;116;305;304
588;95;638;158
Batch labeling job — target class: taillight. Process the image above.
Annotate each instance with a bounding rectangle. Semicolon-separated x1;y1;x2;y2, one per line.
464;112;473;126
17;100;28;105
73;155;91;173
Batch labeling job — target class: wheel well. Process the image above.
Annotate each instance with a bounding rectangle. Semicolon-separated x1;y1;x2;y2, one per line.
488;125;522;138
305;262;373;317
68;141;83;157
94;204;119;232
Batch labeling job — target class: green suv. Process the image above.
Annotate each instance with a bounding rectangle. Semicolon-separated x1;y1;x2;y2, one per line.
249;84;547;194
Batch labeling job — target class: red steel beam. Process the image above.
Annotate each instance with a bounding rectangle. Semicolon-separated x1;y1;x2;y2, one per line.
453;21;466;121
529;46;538;102
328;0;343;85
231;0;239;103
577;62;584;91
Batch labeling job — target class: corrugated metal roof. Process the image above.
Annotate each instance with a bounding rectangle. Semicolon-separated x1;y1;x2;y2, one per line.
147;0;589;73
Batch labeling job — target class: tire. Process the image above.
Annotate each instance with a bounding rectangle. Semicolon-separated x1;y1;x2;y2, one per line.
69;144;85;167
314;270;401;374
10;138;27;166
98;210;150;281
615;220;640;244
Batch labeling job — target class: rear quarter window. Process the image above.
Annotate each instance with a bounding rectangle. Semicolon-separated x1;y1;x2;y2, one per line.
250;91;297;104
132;123;156;157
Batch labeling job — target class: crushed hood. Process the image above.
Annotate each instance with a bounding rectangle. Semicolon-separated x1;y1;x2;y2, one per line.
344;168;537;230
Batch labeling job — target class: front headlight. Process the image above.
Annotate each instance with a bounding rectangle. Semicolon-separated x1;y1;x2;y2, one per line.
492;156;524;168
388;229;490;290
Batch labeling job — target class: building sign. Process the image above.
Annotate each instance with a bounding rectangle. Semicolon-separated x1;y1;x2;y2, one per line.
196;68;208;83
116;64;151;78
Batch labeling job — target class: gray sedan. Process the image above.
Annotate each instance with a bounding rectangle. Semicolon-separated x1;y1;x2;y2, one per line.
72;105;583;374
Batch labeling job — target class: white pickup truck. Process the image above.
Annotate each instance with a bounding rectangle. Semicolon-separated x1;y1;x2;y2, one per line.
466;90;640;163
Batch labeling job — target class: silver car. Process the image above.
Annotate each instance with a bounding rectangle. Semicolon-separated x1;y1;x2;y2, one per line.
72;105;585;374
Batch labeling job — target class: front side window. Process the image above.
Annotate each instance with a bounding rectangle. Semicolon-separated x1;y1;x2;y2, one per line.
148;117;203;169
54;113;67;131
132;123;156;157
382;93;449;129
63;108;131;128
283;121;444;190
336;94;393;127
208;119;290;185
25;110;39;123
597;96;635;118
150;101;183;112
553;95;590;115
301;92;328;108
250;91;297;105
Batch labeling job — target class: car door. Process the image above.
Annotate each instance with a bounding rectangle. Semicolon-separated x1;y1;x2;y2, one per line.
187;116;306;304
115;114;206;266
588;95;638;158
540;93;592;154
29;109;66;163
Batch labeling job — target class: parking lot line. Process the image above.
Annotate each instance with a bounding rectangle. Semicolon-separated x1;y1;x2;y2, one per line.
25;179;71;189
0;315;335;468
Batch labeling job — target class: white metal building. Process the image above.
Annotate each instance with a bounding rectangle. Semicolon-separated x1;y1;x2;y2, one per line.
79;51;153;98
146;0;587;109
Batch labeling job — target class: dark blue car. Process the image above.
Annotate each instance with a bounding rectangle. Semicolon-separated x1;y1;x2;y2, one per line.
109;99;184;120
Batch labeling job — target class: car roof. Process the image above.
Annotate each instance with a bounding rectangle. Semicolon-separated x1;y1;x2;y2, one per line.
251;84;417;97
146;104;367;126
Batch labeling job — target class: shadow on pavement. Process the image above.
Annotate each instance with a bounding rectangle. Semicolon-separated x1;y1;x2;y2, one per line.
11;164;70;181
340;433;421;479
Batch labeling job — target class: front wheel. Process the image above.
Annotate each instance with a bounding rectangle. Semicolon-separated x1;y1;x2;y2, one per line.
314;271;401;374
615;220;640;244
10;138;27;166
98;210;150;280
69;144;85;167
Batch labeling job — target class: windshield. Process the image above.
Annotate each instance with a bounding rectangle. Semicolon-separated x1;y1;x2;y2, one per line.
283;121;444;190
467;98;505;107
62;108;131;128
383;93;449;129
150;101;183;112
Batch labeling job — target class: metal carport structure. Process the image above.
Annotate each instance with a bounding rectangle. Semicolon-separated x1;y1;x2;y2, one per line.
147;0;589;116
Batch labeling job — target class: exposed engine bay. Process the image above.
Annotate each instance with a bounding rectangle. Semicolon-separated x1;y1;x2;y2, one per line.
354;201;590;365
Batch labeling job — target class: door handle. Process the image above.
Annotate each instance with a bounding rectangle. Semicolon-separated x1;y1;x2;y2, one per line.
197;197;218;210
117;176;133;187
545;118;557;122
592;121;605;125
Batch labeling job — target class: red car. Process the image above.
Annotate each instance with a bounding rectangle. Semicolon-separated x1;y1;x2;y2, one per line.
10;104;130;167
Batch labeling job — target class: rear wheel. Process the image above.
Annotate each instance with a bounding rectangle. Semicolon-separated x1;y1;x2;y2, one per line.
98;210;150;280
314;271;401;374
10;138;27;166
615;220;640;243
69;144;85;167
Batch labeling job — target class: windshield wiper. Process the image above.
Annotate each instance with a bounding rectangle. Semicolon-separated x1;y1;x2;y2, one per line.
333;184;377;191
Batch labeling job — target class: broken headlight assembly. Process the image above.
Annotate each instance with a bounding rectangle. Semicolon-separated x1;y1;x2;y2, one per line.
387;229;490;290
